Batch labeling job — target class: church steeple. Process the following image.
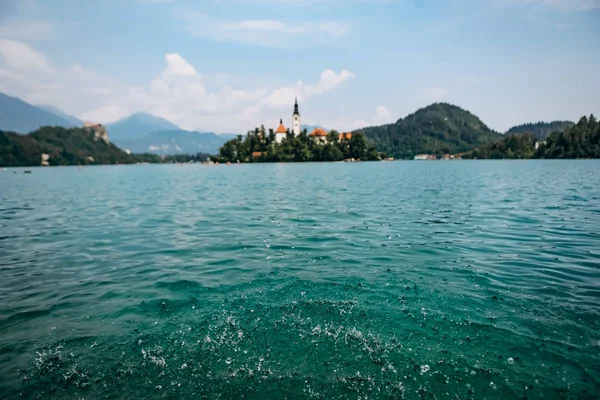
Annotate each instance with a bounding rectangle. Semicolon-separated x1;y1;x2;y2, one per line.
292;97;301;136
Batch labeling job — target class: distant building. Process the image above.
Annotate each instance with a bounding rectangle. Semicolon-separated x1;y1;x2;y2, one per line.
252;151;263;158
414;154;429;160
534;140;547;151
84;122;109;144
339;132;352;141
292;98;301;136
309;128;328;144
274;98;302;143
275;119;287;144
41;153;50;166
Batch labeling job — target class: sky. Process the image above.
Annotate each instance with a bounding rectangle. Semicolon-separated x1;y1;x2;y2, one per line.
0;0;598;134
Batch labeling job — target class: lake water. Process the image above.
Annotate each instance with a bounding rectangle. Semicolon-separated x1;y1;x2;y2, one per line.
1;161;599;399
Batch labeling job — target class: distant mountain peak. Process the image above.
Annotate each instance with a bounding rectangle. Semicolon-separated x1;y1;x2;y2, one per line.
0;92;74;134
106;112;180;141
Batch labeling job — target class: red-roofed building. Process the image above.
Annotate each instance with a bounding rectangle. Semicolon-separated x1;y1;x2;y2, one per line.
309;128;328;144
275;119;287;144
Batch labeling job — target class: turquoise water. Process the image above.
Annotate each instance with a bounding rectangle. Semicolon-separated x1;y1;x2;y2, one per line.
1;161;599;399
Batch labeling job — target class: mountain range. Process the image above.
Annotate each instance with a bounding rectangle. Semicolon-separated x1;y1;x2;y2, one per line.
0;92;75;133
0;92;233;155
106;113;180;141
114;129;234;155
0;91;581;160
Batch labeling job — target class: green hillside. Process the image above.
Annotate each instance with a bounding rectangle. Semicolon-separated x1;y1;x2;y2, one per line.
464;115;599;159
0;126;137;167
505;121;574;139
355;103;501;159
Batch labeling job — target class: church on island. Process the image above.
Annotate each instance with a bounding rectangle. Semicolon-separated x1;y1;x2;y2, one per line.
273;98;343;144
275;98;301;144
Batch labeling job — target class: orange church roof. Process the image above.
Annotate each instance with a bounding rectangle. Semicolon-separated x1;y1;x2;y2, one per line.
309;128;328;137
339;132;352;140
275;119;287;133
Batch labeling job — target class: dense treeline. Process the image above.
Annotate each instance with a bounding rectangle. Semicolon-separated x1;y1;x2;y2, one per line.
464;115;600;159
3;111;598;167
0;126;137;167
355;103;501;159
505;121;574;139
0;126;215;167
217;128;380;163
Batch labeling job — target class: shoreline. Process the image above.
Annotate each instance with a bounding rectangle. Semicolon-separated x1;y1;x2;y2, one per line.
2;158;599;170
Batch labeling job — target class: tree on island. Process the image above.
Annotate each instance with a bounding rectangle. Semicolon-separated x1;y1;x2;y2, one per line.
215;128;381;163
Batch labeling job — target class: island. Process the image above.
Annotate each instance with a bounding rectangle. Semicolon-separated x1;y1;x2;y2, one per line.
215;99;381;163
1;100;598;167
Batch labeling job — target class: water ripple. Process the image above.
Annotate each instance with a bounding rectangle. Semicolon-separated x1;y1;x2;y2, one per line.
0;161;599;399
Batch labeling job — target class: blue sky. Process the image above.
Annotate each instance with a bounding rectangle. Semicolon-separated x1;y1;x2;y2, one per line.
0;0;598;133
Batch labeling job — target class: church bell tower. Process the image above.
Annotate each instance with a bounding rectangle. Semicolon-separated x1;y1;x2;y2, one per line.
293;97;301;136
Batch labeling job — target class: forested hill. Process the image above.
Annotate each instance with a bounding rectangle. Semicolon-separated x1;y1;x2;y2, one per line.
505;121;574;139
355;103;500;159
0;126;137;167
463;115;599;159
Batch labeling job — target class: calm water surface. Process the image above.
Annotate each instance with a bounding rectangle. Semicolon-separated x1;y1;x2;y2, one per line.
0;161;599;399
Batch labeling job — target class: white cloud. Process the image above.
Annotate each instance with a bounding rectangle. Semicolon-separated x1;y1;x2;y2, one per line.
0;40;127;117
0;39;53;74
0;40;354;133
264;69;354;108
177;11;351;48
81;105;129;124
150;53;205;95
